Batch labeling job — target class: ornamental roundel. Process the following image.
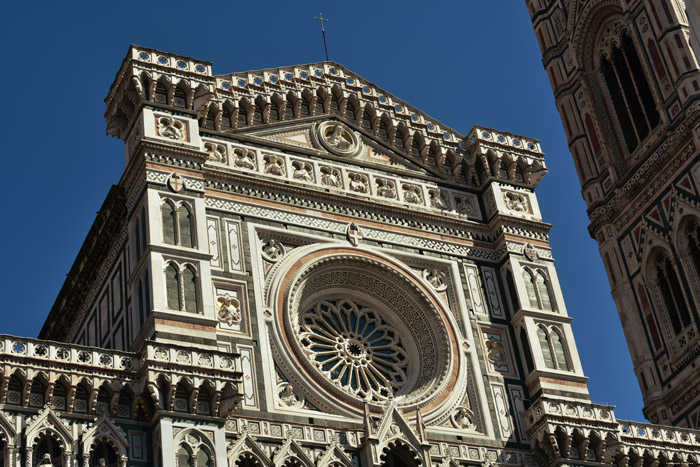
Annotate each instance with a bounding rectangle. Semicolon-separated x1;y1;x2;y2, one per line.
315;121;363;157
267;246;464;420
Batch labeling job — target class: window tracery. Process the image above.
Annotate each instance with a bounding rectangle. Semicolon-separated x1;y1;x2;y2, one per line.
161;199;195;248
522;268;554;311
597;23;659;154
298;298;409;401
536;325;570;371
165;262;199;313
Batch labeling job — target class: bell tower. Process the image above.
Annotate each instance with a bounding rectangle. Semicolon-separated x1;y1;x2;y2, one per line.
527;0;700;427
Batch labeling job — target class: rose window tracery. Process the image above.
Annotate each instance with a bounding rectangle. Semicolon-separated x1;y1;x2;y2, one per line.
298;299;408;400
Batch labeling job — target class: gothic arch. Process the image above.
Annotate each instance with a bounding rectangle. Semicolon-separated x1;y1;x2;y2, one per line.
645;246;695;356
26;408;74;467
675;212;700;307
173;428;216;467
380;439;422;467
82;415;128;467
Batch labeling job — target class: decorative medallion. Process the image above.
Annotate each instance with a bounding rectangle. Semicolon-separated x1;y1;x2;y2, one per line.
277;382;305;409
346;223;363;246
167;173;184;193
316;121;362;157
157;116;186;141
524;243;538;261
423;268;448;292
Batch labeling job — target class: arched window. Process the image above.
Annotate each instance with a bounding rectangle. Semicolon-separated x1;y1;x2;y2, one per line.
173;88;187;108
537;326;570;371
299;100;310;116
599;32;659;153
166;263;180;311
153;83;168;104
6;376;22;405
252;104;263;124
161;201;176;245
177;446;193;467
314;99;325;115
329;94;339;112
551;328;570;370
182;266;198;313
34;433;64;466
394;130;405;149
237;106;248;125
523;268;555;311
361;110;372;129
345;101;356;121
519;327;534;374
29;379;45;408
284;102;294;119
537;326;555;369
52;382;68;411
203;107;217;130
96;387;110;416
165;263;199;313
269;103;280;122
175;432;213;467
178;204;193;247
221;107;232;129
535;271;553;310
523;270;539;308
655;255;690;334
410;138;421;157
173;384;189;413
382;442;418;467
161;200;195;248
377;119;388;139
74;384;89;413
90;440;119;467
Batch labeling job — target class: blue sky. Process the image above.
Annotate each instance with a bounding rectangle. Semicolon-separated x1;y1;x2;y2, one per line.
0;2;643;420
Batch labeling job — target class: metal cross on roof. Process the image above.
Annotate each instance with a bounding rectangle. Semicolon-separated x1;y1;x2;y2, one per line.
314;13;330;61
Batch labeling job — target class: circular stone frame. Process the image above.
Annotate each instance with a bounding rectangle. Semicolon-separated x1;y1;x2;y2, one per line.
314;121;363;158
266;246;464;419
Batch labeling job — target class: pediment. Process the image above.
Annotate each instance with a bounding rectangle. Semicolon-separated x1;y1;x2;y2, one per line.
230;118;440;179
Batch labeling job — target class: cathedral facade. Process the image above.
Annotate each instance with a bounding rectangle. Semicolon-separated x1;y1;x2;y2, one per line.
0;44;699;466
526;0;700;428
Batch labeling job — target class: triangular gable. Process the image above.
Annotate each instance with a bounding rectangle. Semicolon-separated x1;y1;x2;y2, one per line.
82;414;129;458
371;400;423;454
25;406;73;449
227;426;272;466
231;119;440;179
316;436;353;467
0;411;16;444
272;434;315;467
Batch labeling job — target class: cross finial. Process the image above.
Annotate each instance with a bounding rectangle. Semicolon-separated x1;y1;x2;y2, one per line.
314;13;330;61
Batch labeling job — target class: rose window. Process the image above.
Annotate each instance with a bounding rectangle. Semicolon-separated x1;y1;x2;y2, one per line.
299;299;408;400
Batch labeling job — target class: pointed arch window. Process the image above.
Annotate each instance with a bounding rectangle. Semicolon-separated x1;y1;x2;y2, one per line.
203;107;217;130
237;106;248;125
154;83;168;104
165;263;199;313
90;440;119;467
523;268;554;311
361;110;372;129
284;102;294;119
173;88;187;108
330;94;340;112
252;104;263;124
161;200;195;248
221;107;232;129
300;100;310;116
345;101;356;121
655;255;691;334
537;326;570;370
600;32;659;153
394;130;405;149
269;103;280;122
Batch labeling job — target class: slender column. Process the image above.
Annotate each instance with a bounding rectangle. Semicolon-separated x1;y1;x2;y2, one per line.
607;57;642;143
25;447;32;467
620;47;652;130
